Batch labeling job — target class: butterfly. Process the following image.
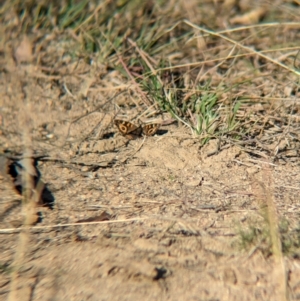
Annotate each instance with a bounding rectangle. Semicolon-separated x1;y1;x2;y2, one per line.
114;119;160;140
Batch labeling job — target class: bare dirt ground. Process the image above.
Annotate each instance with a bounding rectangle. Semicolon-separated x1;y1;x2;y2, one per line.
1;1;300;301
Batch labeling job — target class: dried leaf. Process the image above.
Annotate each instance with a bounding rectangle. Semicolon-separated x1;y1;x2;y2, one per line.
230;8;266;25
14;36;33;63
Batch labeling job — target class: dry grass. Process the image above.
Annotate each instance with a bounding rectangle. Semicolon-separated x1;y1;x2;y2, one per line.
0;1;300;300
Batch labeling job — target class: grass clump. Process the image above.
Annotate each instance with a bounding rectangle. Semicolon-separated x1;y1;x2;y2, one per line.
138;61;242;144
238;217;300;258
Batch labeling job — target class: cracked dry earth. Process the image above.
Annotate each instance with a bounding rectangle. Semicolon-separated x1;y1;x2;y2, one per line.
1;47;300;301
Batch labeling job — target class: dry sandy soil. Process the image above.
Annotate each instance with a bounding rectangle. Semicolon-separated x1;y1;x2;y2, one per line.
1;2;300;301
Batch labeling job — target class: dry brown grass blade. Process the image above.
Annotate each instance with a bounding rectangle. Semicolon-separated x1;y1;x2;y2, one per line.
127;39;160;79
0;217;149;234
250;161;289;301
261;161;288;301
7;104;42;300
98;31;151;107
184;20;300;76
117;52;152;106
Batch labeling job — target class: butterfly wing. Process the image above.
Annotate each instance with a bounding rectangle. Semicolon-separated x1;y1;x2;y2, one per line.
142;124;160;136
114;120;142;140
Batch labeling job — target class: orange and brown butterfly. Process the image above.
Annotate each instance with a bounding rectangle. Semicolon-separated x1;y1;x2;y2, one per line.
142;123;160;136
114;119;160;140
